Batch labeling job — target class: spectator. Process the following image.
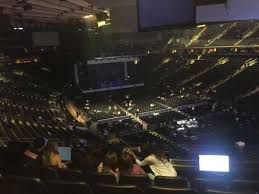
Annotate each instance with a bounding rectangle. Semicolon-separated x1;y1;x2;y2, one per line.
22;138;47;168
119;150;146;175
42;142;64;168
97;151;119;182
129;144;177;179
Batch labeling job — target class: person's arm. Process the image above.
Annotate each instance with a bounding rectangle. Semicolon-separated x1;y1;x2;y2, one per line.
129;150;154;167
125;146;141;153
132;164;147;175
135;155;155;167
97;162;103;173
54;155;63;168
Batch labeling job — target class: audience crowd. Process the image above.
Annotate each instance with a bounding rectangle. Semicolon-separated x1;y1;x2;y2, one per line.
4;137;178;184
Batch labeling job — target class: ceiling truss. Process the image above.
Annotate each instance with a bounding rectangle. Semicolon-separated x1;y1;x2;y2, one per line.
0;0;98;23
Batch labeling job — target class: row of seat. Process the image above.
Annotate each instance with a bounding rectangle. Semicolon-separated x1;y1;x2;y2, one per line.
9;167;188;187
5;167;259;194
0;174;197;194
1;173;258;194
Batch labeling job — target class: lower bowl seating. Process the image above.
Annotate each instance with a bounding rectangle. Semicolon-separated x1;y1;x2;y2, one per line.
154;176;189;188
3;175;47;194
46;180;91;194
119;174;151;187
94;183;142;194
146;186;198;194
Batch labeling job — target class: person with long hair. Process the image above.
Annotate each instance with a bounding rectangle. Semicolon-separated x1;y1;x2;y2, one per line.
97;151;119;182
97;151;118;173
119;150;146;175
129;144;177;178
42;142;64;168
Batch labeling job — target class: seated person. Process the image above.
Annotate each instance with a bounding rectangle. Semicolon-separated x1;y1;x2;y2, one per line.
22;138;47;168
129;144;177;178
97;151;119;182
42;142;65;168
119;150;146;175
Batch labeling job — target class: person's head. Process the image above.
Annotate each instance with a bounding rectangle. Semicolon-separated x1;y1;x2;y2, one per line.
149;144;168;162
140;143;151;158
45;141;59;155
32;138;47;152
119;151;133;174
42;141;59;167
103;151;118;171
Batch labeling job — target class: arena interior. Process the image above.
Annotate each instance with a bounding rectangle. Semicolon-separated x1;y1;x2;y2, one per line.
0;0;258;194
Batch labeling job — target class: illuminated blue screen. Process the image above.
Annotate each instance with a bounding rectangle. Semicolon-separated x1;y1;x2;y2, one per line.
138;0;195;30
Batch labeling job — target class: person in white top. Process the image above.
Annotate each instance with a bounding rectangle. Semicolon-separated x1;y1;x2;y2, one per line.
129;144;177;178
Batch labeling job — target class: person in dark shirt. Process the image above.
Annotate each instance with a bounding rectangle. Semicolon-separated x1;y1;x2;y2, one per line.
119;150;146;175
22;138;47;168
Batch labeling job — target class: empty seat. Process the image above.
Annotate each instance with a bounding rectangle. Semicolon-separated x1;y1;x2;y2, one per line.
21;167;57;180
154;176;189;188
231;179;259;191
119;174;151;187
146;186;198;194
173;165;198;179
46;180;91;194
3;175;47;194
0;173;3;186
86;172;117;184
206;189;257;194
57;169;84;181
94;183;142;194
191;177;229;192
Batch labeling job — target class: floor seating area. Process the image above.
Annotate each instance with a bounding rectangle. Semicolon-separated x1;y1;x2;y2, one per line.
0;168;258;194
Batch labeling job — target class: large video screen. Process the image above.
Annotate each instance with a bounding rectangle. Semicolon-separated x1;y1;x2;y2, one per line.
196;0;259;23
138;0;195;30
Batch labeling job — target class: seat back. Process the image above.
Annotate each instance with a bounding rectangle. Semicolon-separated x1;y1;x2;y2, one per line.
191;177;229;192
206;189;257;194
47;180;91;194
231;179;259;192
18;167;57;180
86;172;117;184
146;186;197;194
94;183;142;194
154;176;189;188
119;174;150;187
4;175;47;194
0;173;3;187
57;169;83;181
